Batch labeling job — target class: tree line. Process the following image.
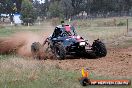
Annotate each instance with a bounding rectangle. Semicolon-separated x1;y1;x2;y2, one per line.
35;0;132;19
1;0;132;23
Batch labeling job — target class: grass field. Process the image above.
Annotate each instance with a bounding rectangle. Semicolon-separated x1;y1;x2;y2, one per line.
0;57;81;88
0;57;131;88
0;18;132;88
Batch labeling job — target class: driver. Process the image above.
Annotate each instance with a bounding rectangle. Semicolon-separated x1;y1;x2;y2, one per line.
52;27;62;38
61;20;65;27
51;21;65;38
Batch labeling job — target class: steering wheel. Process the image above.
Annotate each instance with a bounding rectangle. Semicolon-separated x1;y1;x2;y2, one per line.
62;32;67;37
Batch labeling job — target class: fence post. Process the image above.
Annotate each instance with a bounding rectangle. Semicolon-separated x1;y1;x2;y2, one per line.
127;19;128;34
28;23;30;27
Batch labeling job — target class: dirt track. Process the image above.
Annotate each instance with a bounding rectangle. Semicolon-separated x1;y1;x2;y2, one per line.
41;47;132;78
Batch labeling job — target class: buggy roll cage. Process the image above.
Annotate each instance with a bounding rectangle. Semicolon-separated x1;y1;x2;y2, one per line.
51;25;77;38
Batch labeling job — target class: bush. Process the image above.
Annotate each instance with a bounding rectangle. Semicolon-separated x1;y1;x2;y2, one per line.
51;18;61;26
117;21;126;26
21;18;34;26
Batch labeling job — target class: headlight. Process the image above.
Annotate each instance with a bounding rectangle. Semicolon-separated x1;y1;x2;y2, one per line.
76;36;80;39
79;42;86;46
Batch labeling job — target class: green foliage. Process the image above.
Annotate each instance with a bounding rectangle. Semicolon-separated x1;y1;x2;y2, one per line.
49;1;63;18
0;0;22;14
1;0;132;19
21;0;37;25
0;0;13;14
60;0;74;19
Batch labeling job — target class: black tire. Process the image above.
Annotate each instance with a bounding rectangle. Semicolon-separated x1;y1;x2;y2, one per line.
31;42;41;59
80;78;91;86
92;40;107;57
54;43;66;60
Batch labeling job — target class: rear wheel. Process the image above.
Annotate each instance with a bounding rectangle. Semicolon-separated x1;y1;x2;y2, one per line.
92;40;107;57
54;43;66;60
31;42;42;60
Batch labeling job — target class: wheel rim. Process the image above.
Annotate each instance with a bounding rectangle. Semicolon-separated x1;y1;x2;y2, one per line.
55;47;60;58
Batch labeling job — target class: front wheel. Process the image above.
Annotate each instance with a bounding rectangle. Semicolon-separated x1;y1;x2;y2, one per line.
54;43;66;60
92;39;107;57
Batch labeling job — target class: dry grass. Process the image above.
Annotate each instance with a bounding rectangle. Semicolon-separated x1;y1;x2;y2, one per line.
76;26;127;45
0;57;131;88
0;57;82;88
72;17;127;27
50;18;62;26
68;17;129;44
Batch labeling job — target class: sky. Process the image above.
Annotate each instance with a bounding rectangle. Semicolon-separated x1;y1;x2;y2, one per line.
37;0;45;3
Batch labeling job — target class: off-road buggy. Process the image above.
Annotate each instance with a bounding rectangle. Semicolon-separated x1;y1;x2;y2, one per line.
31;25;107;60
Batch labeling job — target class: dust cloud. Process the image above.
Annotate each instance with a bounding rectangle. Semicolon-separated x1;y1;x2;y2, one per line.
0;32;47;58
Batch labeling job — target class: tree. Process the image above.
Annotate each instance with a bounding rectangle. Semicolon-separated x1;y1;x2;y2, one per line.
0;0;22;14
0;0;22;22
71;0;85;15
33;0;50;20
60;0;73;19
49;1;62;18
21;0;37;25
33;0;41;17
